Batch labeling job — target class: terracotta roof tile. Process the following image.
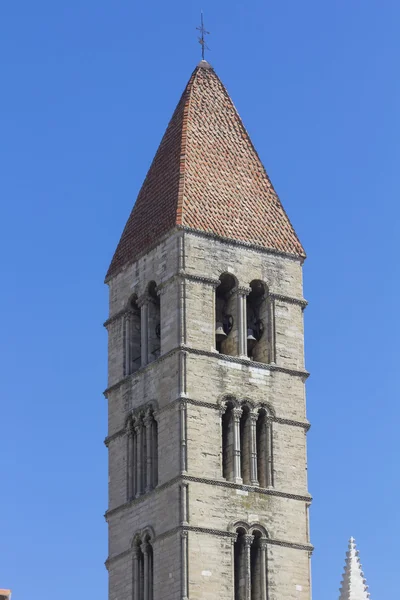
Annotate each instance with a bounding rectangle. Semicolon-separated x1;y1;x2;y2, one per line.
106;61;305;280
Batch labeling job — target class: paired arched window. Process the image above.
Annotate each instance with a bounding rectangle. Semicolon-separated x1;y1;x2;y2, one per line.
126;407;158;500
123;281;161;376
234;526;268;600
215;276;273;363
221;401;273;487
132;533;154;600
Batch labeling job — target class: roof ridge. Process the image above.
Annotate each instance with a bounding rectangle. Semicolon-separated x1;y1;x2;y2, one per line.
209;68;305;257
176;66;200;226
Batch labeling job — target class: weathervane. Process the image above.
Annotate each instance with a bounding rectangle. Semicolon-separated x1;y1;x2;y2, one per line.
196;12;210;60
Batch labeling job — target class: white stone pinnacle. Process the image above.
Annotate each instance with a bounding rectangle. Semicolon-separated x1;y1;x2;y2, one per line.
339;537;370;600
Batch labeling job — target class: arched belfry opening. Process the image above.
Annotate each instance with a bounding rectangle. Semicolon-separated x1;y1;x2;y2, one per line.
234;528;248;600
215;273;237;355
234;525;268;600
147;281;160;362
124;294;142;375
246;280;269;363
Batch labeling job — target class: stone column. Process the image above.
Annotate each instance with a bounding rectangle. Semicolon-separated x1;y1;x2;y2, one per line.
244;535;253;600
135;416;143;496
233;407;243;484
180;401;188;474
260;539;268;600
132;546;140;600
144;411;153;492
143;541;150;600
124;313;131;376
181;530;189;600
152;414;158;487
237;289;247;358
269;296;276;364
266;421;273;487
139;296;149;367
126;420;134;500
181;483;189;525
249;410;259;486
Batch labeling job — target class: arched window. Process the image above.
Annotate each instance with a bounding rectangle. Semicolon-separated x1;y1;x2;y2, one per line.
124;295;141;375
127;407;158;500
133;534;154;600
256;409;273;488
221;401;273;487
246;280;270;363
215;273;237;355
222;401;235;481
147;281;160;363
240;405;251;484
234;528;248;600
233;526;268;600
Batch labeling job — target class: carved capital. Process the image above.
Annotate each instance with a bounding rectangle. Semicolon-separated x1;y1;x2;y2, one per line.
259;538;268;550
244;535;253;549
142;540;150;555
249;409;259;422
137;293;149;307
232;407;243;421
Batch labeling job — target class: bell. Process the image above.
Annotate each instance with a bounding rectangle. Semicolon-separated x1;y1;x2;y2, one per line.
215;322;227;342
247;328;257;351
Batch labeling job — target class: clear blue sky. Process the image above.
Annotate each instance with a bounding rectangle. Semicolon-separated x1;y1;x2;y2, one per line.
1;2;399;598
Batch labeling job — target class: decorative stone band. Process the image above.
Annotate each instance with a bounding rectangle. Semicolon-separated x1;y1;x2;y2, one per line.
105;524;314;568
105;474;312;521
104;397;310;447
103;345;310;397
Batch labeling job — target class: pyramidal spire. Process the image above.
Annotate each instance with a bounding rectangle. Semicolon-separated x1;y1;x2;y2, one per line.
339;537;371;600
106;63;305;281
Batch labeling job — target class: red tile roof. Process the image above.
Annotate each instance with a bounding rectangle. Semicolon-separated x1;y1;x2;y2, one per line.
106;61;305;281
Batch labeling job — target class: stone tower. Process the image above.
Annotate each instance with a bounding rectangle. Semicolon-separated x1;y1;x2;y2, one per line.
104;60;312;600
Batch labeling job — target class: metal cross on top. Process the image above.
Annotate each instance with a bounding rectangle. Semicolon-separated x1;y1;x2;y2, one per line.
196;12;210;60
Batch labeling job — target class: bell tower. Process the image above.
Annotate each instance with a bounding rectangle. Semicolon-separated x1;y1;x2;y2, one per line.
104;60;312;600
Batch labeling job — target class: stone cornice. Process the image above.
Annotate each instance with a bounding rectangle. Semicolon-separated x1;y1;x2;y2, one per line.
270;293;308;308
103;308;127;329
105;525;313;567
105;473;312;521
